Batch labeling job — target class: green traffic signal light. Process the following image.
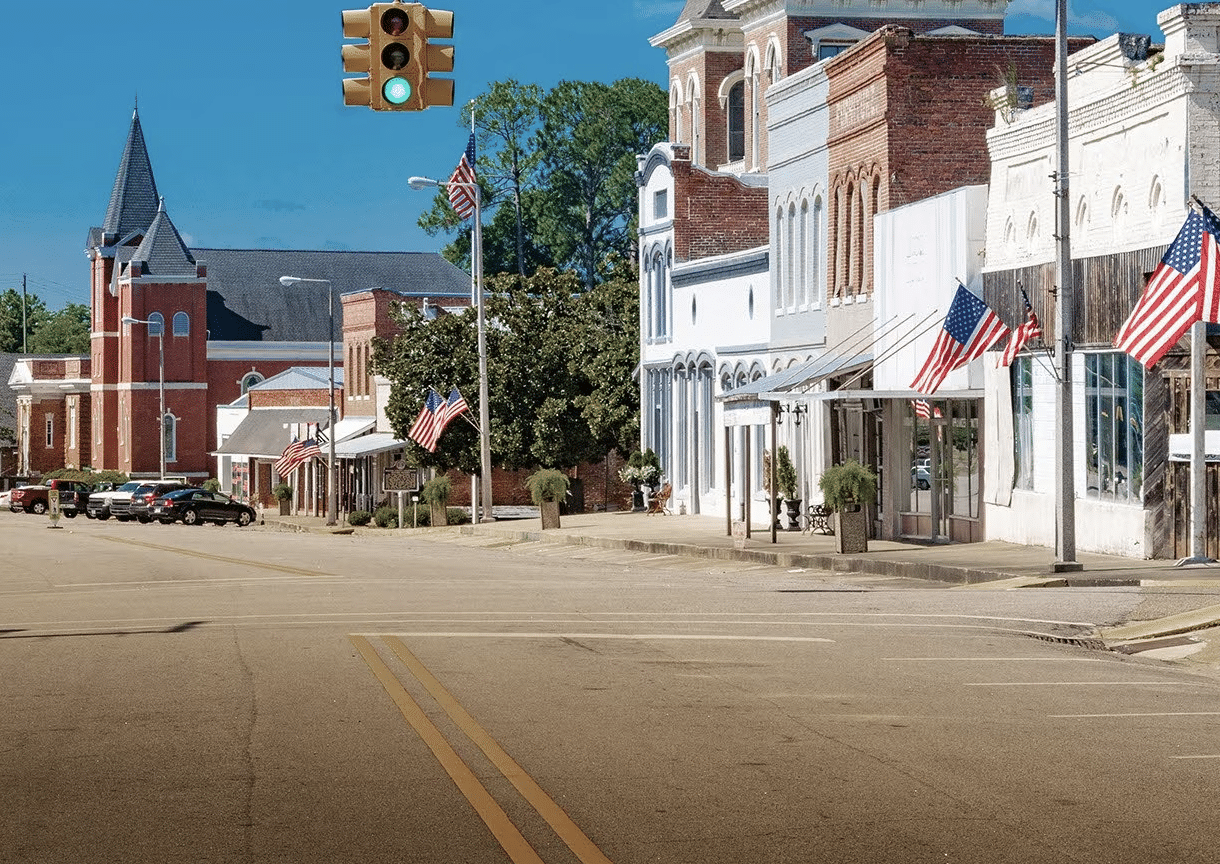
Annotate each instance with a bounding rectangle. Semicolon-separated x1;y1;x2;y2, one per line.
383;77;412;105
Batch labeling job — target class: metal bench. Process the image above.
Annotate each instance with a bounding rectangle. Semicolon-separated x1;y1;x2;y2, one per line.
803;503;834;535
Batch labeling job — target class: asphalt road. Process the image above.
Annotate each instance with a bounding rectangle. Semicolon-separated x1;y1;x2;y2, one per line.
4;511;1220;863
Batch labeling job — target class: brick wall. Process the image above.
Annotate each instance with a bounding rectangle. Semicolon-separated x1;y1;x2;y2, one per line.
671;150;769;262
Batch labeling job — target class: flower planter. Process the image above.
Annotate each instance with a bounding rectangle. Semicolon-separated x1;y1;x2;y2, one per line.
784;498;803;531
832;505;868;554
430;502;448;527
540;500;561;530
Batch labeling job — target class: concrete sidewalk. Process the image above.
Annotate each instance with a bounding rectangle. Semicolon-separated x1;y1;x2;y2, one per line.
262;507;1218;588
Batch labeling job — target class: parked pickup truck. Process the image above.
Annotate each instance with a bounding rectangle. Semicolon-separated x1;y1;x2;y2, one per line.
9;479;93;517
86;480;144;520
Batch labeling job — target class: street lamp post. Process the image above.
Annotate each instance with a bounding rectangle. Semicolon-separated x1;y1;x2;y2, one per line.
408;174;494;523
279;276;338;526
121;316;165;479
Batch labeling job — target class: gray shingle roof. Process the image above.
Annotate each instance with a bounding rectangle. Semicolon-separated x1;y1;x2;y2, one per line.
213;407;331;458
677;0;735;23
101;109;159;245
0;353;19;441
130;199;197;277
194;248;471;342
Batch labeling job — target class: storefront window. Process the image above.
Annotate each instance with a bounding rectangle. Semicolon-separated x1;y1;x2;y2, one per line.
907;400;981;522
1013;356;1034;490
1085;352;1143;503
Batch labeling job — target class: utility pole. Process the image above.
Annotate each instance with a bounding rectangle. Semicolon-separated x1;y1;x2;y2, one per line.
21;274;27;353
1052;0;1081;572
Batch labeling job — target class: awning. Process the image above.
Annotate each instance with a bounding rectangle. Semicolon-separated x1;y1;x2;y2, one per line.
331;416;376;442
719;353;872;402
335;433;410;458
805;388;986;402
213;408;331;458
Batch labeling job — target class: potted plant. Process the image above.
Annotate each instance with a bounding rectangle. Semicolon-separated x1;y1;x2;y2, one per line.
526;468;570;530
818;459;877;553
776;445;801;531
419;475;451;527
273;482;292;516
619;450;660;511
761;450;783;530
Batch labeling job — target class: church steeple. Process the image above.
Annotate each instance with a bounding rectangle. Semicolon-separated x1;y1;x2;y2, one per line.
101;108;160;246
129;197;196;277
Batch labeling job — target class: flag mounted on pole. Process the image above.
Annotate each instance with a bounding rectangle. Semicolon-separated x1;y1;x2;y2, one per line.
416;388;470;452
408;390;445;452
911;285;1010;395
997;287;1043;367
1114;202;1220;367
274;437;321;476
448;133;477;220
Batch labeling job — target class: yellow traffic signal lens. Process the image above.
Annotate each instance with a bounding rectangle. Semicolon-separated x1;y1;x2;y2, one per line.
381;42;409;70
383;77;411;105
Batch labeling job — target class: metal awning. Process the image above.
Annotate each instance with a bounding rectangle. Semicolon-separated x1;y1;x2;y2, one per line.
335;433;409;458
213;408;331;458
805;388;985;402
719;353;873;403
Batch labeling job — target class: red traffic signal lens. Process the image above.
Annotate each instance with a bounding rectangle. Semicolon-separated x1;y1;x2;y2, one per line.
381;8;409;36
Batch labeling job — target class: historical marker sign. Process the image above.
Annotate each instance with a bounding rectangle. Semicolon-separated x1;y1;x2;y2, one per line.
383;466;419;492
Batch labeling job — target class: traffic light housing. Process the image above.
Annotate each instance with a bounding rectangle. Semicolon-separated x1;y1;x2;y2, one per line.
341;2;454;112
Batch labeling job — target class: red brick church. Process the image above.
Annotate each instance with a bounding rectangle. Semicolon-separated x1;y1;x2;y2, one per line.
9;108;470;481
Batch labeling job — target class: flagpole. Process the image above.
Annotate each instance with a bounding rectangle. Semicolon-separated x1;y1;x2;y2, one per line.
1052;0;1080;571
471;104;495;523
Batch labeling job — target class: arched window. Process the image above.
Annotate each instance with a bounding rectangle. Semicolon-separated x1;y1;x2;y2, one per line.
727;81;744;163
775;207;785;307
240;371;264;394
148;312;164;337
172;311;189;336
786;202;796;308
812;196;824;307
163;413;176;463
799;199;809;307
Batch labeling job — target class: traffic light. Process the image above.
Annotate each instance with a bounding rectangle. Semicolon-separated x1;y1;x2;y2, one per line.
342;3;455;112
340;8;373;108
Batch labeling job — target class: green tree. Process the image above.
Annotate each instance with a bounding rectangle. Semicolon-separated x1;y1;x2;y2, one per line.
0;288;49;353
534;78;667;290
28;303;90;353
374;266;639;474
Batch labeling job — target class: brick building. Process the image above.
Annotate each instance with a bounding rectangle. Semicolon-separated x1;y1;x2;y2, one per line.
9;109;471;484
637;0;1081;530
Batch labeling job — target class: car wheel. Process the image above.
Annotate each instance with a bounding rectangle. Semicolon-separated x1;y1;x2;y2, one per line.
137;515;150;524
98;512;110;521
237;511;252;527
84;510;95;519
31;501;46;515
183;508;200;526
116;515;130;522
64;511;76;518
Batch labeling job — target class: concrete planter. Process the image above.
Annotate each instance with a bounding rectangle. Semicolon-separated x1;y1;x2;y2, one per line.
832;506;868;554
540;501;561;530
430;502;448;527
278;500;291;516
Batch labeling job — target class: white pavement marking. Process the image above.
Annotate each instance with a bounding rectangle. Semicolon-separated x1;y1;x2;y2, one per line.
884;657;1109;662
1171;755;1220;759
356;631;836;643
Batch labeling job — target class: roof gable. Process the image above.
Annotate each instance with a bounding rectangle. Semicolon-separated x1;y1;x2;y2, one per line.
129;199;197;277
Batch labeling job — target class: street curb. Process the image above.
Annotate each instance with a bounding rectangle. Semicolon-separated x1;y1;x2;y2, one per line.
451;524;1022;586
1099;602;1220;643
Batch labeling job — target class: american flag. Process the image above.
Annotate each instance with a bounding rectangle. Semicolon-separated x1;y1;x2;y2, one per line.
911;285;1010;395
997;287;1043;368
910;400;942;419
1114;204;1220;367
448;133;477;220
419;388;470;452
274;437;322;476
408;390;444;452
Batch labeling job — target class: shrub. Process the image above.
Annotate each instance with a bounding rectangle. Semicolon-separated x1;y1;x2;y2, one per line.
526;468;570;505
348;510;373;526
273;483;292;502
419;475;452;506
445;507;471;525
373;506;398;528
202;478;221;492
776;445;798;500
818;460;878;511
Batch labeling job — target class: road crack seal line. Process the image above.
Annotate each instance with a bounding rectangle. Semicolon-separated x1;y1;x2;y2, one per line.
93;534;335;578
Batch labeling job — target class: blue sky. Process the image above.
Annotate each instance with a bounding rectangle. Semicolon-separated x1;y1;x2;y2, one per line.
0;1;1173;310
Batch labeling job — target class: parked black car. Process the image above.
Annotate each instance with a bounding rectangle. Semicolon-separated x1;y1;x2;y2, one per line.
151;488;257;526
128;482;193;523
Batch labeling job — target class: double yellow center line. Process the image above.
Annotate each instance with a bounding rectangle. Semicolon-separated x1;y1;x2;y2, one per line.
350;634;613;864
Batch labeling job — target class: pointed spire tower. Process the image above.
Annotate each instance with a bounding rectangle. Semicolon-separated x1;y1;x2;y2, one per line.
100;107;160;247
